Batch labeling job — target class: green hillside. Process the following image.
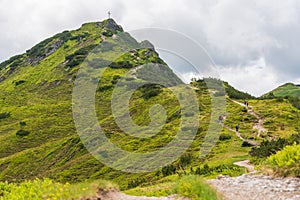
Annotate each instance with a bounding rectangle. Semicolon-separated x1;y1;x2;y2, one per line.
0;18;300;199
264;83;300;98
261;83;300;110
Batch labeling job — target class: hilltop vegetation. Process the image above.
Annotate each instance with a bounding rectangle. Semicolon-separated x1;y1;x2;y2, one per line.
191;78;255;100
262;83;300;110
265;83;300;98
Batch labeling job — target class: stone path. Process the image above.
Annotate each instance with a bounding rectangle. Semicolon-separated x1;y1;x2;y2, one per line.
208;174;300;200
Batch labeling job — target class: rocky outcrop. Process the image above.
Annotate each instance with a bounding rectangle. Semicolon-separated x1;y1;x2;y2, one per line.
97;18;123;33
140;40;155;50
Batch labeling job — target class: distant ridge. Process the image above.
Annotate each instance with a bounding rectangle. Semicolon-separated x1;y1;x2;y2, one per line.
262;82;300;98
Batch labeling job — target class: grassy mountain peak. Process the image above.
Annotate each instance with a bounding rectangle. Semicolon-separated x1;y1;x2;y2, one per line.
1;18;300;199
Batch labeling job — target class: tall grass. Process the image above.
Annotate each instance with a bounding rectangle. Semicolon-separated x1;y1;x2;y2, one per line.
173;175;221;200
0;178;116;200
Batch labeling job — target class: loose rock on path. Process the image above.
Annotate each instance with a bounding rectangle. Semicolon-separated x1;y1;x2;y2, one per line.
208;174;300;200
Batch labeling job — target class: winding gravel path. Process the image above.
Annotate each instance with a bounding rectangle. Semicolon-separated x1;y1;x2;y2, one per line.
208;100;300;199
221;99;270;146
231;100;267;136
233;160;256;172
208;174;300;200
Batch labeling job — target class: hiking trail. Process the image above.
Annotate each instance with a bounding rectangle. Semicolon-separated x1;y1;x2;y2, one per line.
220;99;269;146
207;174;300;200
82;188;189;200
231;100;267;137
207;100;300;200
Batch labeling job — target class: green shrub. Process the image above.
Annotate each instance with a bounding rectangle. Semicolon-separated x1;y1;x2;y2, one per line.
65;44;98;69
19;121;26;126
194;164;243;177
111;75;121;84
242;141;255;147
109;60;133;69
288;96;300;110
179;153;193;169
269;143;300;168
276;97;284;102
0;55;23;70
249;134;300;158
69;32;90;42
267;143;300;177
9;59;23;69
219;134;232;141
16;130;30;137
191;78;255;100
102;30;113;37
139;84;162;99
14;80;26;86
162;165;177;177
0;112;10;120
127;178;146;189
173;175;220;200
260;92;276;100
224;82;255;99
98;85;113;92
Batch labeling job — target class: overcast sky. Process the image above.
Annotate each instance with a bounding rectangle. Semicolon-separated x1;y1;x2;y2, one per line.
1;0;300;96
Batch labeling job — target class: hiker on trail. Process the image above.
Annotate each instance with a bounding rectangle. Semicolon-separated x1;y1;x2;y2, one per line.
236;125;239;132
218;115;224;124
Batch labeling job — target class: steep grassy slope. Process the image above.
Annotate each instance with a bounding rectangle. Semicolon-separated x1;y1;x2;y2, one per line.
0;19;171;186
0;18;300;194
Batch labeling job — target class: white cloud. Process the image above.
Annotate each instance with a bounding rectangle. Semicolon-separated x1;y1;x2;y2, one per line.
217;57;279;96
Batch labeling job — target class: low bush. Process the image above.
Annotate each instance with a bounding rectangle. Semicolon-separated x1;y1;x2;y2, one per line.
98;85;113;92
193;164;243;177
268;143;300;168
127;178;146;189
109;60;133;69
139;84;162;99
14;80;26;86
267;143;300;177
0;55;23;70
219;134;232;141
249;134;300;158
0;112;10;120
16;130;30;137
111;75;121;85
288;96;300;110
65;44;98;69
162;165;177;177
19;121;26;126
173;175;220;200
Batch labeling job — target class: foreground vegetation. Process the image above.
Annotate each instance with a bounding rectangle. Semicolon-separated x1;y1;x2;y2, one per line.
0;179;116;200
268;143;300;177
126;175;222;200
